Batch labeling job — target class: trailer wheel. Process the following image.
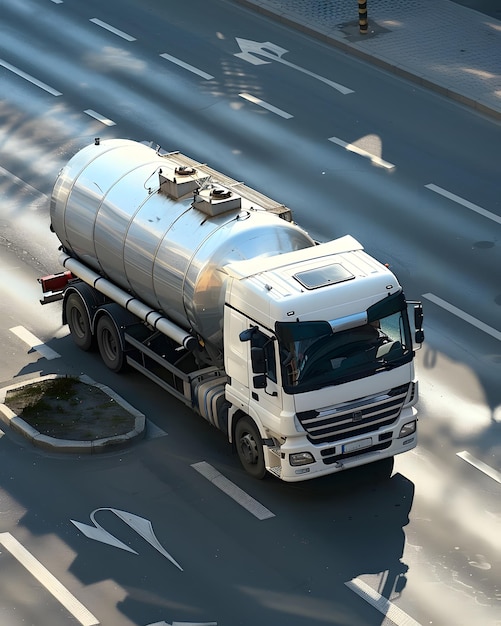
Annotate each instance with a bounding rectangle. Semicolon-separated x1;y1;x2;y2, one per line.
235;417;266;479
96;315;125;373
65;293;93;351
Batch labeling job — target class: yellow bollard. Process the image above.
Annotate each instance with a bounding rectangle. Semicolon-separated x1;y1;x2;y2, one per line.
358;0;368;33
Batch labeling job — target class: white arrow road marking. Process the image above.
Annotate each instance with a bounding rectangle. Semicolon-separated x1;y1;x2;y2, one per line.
0;532;99;626
235;38;354;94
71;508;183;571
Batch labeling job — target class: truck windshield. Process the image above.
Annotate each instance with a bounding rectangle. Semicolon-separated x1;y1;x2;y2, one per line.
276;293;412;393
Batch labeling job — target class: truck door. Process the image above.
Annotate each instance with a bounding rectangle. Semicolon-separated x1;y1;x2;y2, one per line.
248;328;282;423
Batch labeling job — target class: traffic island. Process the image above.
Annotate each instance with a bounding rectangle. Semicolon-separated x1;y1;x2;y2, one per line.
0;374;145;453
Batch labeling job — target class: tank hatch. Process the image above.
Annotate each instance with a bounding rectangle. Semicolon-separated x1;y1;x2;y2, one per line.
193;185;242;217
159;164;203;199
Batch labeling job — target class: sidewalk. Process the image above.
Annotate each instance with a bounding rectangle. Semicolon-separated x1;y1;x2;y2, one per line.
233;0;501;120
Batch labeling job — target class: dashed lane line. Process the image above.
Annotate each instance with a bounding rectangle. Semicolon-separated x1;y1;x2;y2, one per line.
0;532;99;626
239;93;293;119
425;184;501;225
191;462;275;520
83;109;116;126
10;326;61;360
328;136;395;169
89;18;136;41
346;577;422;626
457;451;501;484
160;53;214;80
422;293;501;342
0;59;62;96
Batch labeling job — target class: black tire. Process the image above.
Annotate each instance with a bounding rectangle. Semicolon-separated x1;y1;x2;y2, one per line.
96;315;125;373
65;292;94;351
235;416;266;479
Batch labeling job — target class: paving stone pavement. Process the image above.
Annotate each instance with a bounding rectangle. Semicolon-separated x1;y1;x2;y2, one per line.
233;0;501;120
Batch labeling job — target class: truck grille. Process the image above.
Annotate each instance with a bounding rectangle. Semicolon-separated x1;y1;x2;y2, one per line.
296;384;409;444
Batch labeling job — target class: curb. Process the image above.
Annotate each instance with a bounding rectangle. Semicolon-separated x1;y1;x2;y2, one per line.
233;0;501;121
0;374;146;454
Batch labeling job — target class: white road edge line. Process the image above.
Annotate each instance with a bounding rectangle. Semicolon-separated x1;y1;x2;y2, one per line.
457;451;501;484
83;109;116;126
10;326;61;360
328;136;395;169
425;184;501;225
160;53;214;80
0;59;62;96
89;18;136;41
346;577;422;626
239;93;293;119
191;462;275;520
0;532;99;626
422;293;501;342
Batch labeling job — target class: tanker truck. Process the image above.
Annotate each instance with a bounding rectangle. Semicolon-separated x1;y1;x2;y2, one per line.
39;138;424;482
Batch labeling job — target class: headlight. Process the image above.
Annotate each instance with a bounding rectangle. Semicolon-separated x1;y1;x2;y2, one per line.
399;421;416;438
290;452;315;466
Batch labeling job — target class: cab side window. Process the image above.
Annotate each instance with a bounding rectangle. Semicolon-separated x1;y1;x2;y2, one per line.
252;330;277;383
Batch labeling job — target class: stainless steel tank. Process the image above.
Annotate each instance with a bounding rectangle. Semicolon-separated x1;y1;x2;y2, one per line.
50;139;315;350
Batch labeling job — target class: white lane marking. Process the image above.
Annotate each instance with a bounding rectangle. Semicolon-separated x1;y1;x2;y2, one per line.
328;136;395;169
71;508;183;571
346;577;422;626
0;164;45;197
191;462;275;520
422;293;501;341
83;109;116;126
147;620;217;626
457;451;501;484
90;18;136;41
51;0;63;3
0;59;62;96
0;532;99;626
160;53;214;80
425;184;501;225
10;326;61;360
234;39;354;95
239;93;293;119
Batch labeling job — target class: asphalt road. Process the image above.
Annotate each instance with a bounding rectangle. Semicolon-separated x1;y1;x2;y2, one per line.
0;0;500;625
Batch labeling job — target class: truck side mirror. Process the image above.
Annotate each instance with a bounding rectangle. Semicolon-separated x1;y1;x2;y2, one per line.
251;347;266;374
413;304;424;345
414;304;424;330
253;374;267;389
239;326;257;342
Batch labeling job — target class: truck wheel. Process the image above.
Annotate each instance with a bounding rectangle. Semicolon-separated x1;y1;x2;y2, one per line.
235;417;266;479
96;315;125;373
65;293;93;351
